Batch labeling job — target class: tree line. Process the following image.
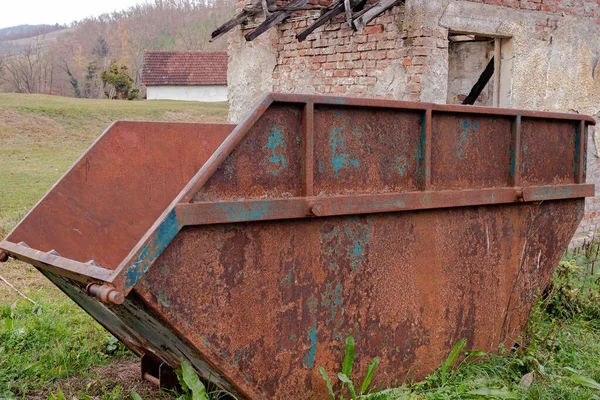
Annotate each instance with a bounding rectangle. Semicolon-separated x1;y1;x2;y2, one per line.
0;0;234;98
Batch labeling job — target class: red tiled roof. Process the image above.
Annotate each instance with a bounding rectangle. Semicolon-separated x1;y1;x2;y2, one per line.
142;51;227;86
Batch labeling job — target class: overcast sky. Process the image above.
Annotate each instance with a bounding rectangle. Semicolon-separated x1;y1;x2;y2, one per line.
1;0;148;29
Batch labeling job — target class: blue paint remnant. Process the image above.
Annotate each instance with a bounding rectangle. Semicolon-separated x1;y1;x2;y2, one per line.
323;97;348;105
383;197;406;209
330;126;359;177
264;126;287;175
344;218;371;271
215;201;271;222
304;293;319;368
157;290;170;308
393;155;408;177
281;269;293;286
322;281;344;321
522;144;528;174
320;218;372;272
124;209;180;290
224;155;235;178
456;119;479;159
304;323;318;369
317;159;325;174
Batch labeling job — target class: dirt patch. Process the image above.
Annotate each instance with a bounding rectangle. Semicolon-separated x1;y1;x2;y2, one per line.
25;359;173;400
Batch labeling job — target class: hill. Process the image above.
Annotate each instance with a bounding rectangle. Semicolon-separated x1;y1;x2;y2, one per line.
0;24;66;42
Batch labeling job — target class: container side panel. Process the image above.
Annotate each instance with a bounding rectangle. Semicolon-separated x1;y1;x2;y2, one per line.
520;118;578;186
135;199;582;399
39;270;244;398
7;122;232;269
313;106;424;195
194;104;304;201
430;113;513;190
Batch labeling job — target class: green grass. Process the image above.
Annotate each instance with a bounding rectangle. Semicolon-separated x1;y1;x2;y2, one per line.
0;294;129;398
0;93;228;399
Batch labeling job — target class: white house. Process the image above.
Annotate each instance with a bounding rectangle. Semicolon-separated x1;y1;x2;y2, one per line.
142;51;228;102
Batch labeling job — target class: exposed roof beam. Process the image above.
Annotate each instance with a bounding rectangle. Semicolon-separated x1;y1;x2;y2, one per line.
462;56;495;105
245;0;309;41
353;0;404;32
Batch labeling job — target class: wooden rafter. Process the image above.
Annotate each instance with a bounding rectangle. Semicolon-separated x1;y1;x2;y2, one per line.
462;56;495;106
246;0;309;41
296;0;367;42
352;0;404;32
210;0;403;42
211;2;263;41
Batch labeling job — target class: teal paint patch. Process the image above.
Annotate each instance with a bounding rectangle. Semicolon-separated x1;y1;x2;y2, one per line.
124;209;180;290
317;159;325;174
393;155;408;177
383;197;406;209
323;97;348;105
281;269;293;287
343;218;372;271
330;126;359;177
320;218;372;272
522;144;528;174
224;155;235;178
456;119;479;159
304;323;318;369
215;201;271;222
157;290;171;308
264;126;287;175
321;281;344;321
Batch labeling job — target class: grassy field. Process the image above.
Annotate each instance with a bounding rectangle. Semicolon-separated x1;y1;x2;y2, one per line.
2;93;600;400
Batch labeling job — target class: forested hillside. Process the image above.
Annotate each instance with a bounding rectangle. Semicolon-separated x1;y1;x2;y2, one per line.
0;0;234;98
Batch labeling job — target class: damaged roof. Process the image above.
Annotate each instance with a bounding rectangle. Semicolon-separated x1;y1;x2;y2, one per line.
142;51;228;86
211;0;404;42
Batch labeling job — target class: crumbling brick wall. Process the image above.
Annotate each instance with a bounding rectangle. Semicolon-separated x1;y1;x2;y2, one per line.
227;0;600;241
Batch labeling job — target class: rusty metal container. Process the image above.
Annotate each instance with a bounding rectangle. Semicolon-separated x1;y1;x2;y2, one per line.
1;94;596;399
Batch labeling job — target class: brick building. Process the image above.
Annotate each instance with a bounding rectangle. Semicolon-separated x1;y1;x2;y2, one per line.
224;0;600;240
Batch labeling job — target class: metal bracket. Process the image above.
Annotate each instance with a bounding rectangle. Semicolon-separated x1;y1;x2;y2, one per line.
141;353;179;390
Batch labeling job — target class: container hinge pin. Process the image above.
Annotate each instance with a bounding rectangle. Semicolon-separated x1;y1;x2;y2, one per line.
86;283;125;305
